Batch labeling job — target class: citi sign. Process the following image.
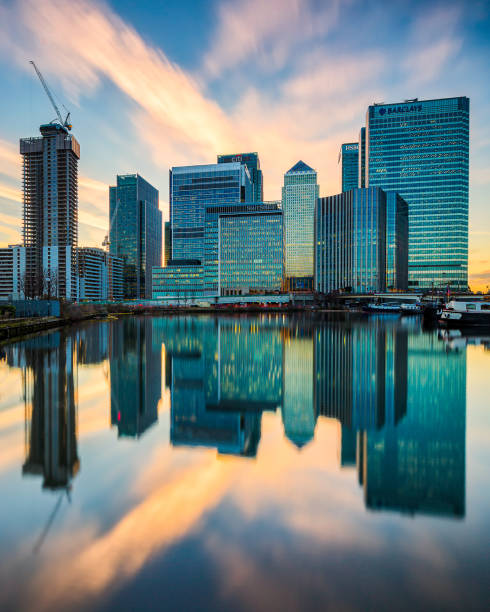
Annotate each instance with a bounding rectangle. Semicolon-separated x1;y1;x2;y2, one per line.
379;104;423;115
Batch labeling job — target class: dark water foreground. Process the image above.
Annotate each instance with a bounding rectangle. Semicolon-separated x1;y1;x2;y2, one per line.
0;314;488;612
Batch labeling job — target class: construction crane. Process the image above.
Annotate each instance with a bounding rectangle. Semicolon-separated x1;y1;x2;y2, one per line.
102;197;120;250
30;60;72;130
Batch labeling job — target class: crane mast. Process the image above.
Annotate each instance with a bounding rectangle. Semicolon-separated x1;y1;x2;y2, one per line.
30;60;72;130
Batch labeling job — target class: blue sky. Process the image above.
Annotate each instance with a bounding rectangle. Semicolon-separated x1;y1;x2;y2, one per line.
0;0;489;288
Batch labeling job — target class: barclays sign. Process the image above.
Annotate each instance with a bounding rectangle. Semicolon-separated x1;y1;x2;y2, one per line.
379;104;423;116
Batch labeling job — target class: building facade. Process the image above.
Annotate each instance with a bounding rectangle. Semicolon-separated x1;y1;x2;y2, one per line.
78;247;123;301
217;152;263;202
20;124;80;299
152;260;204;299
366;97;469;290
219;208;283;295
358;127;366;187
0;246;25;300
315;187;408;294
282;161;319;291
164;221;171;266
109;174;161;299
339;143;359;191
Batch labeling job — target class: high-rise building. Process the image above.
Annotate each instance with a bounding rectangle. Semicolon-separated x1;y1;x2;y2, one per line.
164;221;172;266
20;124;80;299
218;152;263;202
282;161;319;291
219;206;283;295
339;143;359;191
358;127;366;188
77;247;123;301
170;162;252;262
366;97;469;290
109;174;161;299
315;187;408;293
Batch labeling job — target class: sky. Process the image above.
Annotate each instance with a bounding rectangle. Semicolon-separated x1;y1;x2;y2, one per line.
0;0;489;289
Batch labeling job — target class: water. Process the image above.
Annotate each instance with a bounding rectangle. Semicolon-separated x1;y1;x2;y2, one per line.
0;314;488;612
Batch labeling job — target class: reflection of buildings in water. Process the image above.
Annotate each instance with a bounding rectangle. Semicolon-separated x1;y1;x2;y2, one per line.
338;331;466;518
77;323;109;365
315;321;407;430
110;318;161;439
166;317;282;457
19;332;80;490
282;329;316;448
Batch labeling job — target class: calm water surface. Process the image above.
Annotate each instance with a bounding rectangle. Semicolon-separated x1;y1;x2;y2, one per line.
0;314;489;611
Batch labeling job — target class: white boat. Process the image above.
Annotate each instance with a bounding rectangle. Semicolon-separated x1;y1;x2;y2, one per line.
363;302;401;313
400;302;422;314
439;300;490;328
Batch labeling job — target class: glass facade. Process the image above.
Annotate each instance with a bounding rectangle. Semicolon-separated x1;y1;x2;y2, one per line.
217;152;263;202
152;260;204;299
358;127;366;187
366;97;469;290
282;160;319;290
315;187;407;293
170;163;251;263
386;192;408;290
339;143;359;191
109;174;161;299
219;210;283;294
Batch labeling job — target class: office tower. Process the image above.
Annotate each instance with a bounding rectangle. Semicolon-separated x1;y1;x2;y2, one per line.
110;317;161;438
164;221;172;266
386;192;409;290
109;173;162;299
339;143;359;191
20;124;80;299
366;97;469;290
0;245;25;300
77;247;123;300
218;152;263;202
171;162;251;262
358;127;366;187
282;161;319;291
153;163;253;298
315;187;408;293
213;202;283;295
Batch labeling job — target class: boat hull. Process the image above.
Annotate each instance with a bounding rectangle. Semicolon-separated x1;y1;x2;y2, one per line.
439;312;490;328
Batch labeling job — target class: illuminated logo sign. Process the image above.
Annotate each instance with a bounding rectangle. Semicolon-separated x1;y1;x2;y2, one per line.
232;155;242;162
343;144;358;151
379;104;422;116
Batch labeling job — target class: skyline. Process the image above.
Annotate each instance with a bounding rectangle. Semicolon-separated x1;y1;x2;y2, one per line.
0;0;489;289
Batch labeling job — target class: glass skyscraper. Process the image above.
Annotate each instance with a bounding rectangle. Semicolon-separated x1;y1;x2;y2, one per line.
217;152;263;202
109;174;161;299
219;207;283;295
282;161;319;290
339;143;359;191
315;187;408;293
366;97;469;290
358;127;366;187
170;162;252;262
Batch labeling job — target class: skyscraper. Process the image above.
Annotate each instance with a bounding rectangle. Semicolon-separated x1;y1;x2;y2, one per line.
339;143;359;191
218;152;263;202
358;127;366;188
315;187;408;293
109;173;162;299
366;97;469;290
20;123;80;299
282;161;319;291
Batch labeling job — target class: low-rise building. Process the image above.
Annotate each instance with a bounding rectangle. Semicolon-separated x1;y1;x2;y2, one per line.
78;248;123;301
0;245;26;300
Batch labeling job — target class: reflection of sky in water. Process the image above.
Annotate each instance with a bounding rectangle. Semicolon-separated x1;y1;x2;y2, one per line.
0;316;488;612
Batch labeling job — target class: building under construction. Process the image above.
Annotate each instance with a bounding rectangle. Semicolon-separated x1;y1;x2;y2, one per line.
20;123;80;299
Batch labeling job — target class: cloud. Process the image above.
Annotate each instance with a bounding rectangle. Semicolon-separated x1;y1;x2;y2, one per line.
202;0;341;79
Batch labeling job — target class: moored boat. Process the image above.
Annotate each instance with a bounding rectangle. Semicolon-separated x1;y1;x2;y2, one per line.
400;302;422;315
439;300;490;328
363;302;401;313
